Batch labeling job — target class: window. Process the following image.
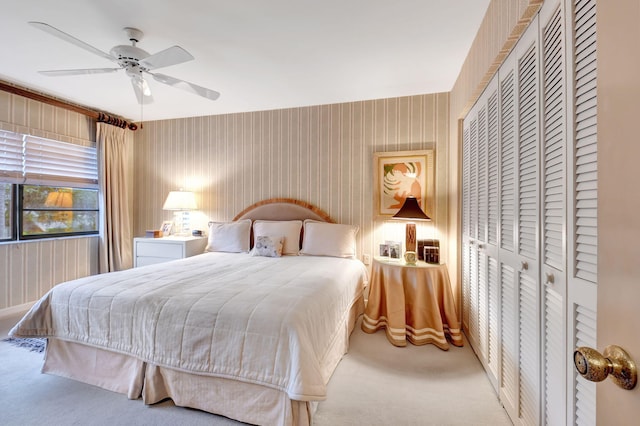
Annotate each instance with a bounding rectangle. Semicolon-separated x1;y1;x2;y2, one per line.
20;185;98;238
0;182;14;241
0;130;98;241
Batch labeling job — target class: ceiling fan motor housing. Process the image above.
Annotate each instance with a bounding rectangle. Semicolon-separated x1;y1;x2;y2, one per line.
110;45;150;71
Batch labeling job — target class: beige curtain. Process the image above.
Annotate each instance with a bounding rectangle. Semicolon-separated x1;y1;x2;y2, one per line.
97;122;133;272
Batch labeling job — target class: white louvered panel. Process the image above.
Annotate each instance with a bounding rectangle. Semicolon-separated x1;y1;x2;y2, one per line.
463;127;471;238
540;3;569;424
573;0;597;284
500;70;516;252
501;263;517;410
487;91;500;246
519;273;539;426
575;380;596;426
478;251;489;360
544;285;564;426
567;2;597;425
462;241;471;329
468;112;480;344
462;121;471;332
470;241;479;342
542;6;566;272
574;304;596;354
517;44;539;260
469;118;478;241
574;304;596;426
487;256;500;380
0;130;23;182
477;105;488;243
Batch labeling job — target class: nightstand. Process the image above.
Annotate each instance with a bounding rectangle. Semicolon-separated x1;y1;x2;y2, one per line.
361;257;463;350
133;236;207;267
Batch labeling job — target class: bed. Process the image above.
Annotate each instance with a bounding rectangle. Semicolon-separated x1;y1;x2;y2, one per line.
9;198;368;426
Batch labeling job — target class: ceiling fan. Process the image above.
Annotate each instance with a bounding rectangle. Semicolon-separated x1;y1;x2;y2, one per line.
29;21;220;105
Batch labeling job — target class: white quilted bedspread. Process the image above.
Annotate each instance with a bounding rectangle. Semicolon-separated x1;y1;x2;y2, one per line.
10;252;368;400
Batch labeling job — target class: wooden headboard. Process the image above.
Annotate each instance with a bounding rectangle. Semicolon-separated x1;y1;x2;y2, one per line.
233;198;334;223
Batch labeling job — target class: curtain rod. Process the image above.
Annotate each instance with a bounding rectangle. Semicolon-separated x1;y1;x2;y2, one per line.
0;80;138;131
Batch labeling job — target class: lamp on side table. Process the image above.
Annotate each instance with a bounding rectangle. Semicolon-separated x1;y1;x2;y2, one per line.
163;189;197;236
392;196;430;265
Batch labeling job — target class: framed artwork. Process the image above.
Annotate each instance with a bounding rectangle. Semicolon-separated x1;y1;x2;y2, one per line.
373;149;434;220
161;221;173;236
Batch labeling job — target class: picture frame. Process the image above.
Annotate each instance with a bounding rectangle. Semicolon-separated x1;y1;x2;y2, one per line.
373;149;435;220
379;243;390;258
388;241;401;260
161;221;173;236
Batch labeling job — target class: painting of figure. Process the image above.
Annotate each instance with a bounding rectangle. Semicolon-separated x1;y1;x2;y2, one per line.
373;150;434;219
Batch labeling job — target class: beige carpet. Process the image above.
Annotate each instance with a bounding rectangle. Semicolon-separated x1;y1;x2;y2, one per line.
0;309;511;426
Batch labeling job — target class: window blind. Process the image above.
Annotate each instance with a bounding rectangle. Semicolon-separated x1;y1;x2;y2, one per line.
0;130;97;188
0;130;24;183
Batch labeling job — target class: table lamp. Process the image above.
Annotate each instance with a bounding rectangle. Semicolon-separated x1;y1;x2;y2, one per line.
392;196;430;265
163;189;197;236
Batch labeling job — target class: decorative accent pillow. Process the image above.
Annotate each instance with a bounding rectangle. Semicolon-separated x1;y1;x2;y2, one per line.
251;235;284;257
300;220;358;258
205;219;251;253
252;220;303;255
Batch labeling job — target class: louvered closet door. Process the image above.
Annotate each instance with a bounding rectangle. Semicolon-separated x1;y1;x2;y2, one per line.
461;113;479;338
480;75;501;391
468;115;480;346
539;1;568;425
464;74;501;392
484;80;501;390
497;47;520;424
500;18;542;426
462;124;471;332
566;0;597;424
462;98;482;362
516;19;541;426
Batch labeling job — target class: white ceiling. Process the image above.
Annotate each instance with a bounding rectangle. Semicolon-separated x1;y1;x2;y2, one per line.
0;0;490;122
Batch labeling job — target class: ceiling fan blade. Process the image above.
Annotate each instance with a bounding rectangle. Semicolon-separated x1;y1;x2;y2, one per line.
29;22;117;63
151;73;220;101
131;76;154;105
39;68;120;77
139;46;194;70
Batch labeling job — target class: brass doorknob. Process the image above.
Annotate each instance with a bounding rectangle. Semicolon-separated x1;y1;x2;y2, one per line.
574;345;637;390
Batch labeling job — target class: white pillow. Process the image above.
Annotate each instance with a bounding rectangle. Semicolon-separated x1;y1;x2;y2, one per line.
251;235;284;257
300;220;358;258
205;219;251;253
252;220;303;255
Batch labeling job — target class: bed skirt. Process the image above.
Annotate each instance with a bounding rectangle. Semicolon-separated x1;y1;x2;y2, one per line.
41;295;364;425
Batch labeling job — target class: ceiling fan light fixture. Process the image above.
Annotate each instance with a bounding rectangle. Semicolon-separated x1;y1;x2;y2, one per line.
30;21;220;105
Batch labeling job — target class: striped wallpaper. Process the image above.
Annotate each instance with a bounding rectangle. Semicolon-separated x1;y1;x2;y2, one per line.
133;93;450;265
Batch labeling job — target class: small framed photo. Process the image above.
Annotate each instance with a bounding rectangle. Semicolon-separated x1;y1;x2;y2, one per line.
379;243;390;258
388;241;401;260
161;221;173;236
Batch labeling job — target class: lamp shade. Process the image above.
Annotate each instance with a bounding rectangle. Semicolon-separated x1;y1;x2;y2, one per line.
163;190;197;210
392;196;430;221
